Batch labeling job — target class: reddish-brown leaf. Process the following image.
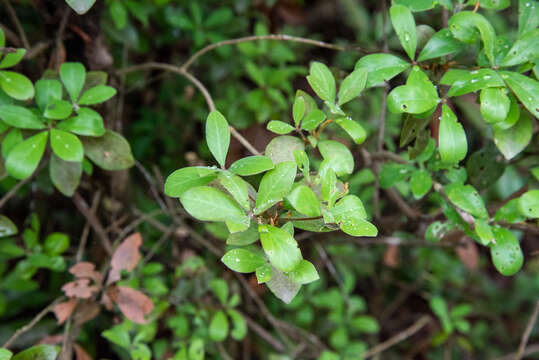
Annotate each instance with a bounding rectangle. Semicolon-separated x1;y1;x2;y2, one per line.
383;244;400;268
62;279;99;299
108;286;154;324
456;237;479;270
37;334;63;344
69;262;103;284
73;301;101;326
74;344;93;360
52;299;77;325
108;233;142;284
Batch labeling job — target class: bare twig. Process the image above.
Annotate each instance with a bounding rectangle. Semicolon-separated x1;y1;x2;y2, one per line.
516;300;539;360
1;0;30;49
363;315;431;359
494;344;539;360
72;192;112;255
76;190;101;262
3;296;65;349
0;162;47;210
241;312;286;352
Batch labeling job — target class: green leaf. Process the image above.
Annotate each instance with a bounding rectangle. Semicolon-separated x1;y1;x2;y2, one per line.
266;267;301;304
221;248;266;273
387;66;439;114
12;345;59;360
56;108;105;136
65;0;96;14
0;105;45;129
518;190;539;218
6;131;48;180
188;338;204;360
49;153;81;196
164;167;217;197
474;218;494;246
393;0;436;11
50;129;83;162
335;117;366;144
81;130;134;170
390;5;417;60
229;156;274;176
27;253;65;271
219;171;250;210
318;140;354;176
259;224;302;272
0;28;4;48
300;109;326;131
500;71;539;118
466;145;504;190
77;85;116;105
518;0;539;36
320;163;338;206
331;195;367;222
417;28;466;61
479;0;510;9
410;169;433;199
430;297;453;333
288;260;318;284
338;67;367;106
446;183;488;218
442;69;504;97
493;112;532;160
490;227;523;276
379;162;413;189
44;100;72;120
205;110;230;168
60;62;86;102
449;11;496;64
480;87;510;124
0;348;12;360
255;161;297;214
354;54;410;88
501;29;539;67
292;94;305;127
287;185;321;217
0;215;17;238
0;49;26;69
306;62;336;103
255;264;273;283
227;309;247;340
2;129;22;158
495;198;526;223
493;93;520;131
180;186;248;226
350;315;380;334
209;311;229;342
267;120;294;135
35;79;61;111
293;149;310;181
44;232;70;256
340;217;378;237
0;71;34;100
438;104;467;165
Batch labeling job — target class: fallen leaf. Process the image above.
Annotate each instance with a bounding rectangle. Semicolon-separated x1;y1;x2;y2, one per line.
74;344;93;360
73;301;101;326
108;286;154;324
62;279;99;299
108;233;142;284
52;299;77;325
69;262;103;284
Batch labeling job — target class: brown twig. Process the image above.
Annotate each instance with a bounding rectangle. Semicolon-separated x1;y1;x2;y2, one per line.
1;0;30;49
515;300;539;360
76;190;101;262
0;162;47;210
72;192;112;255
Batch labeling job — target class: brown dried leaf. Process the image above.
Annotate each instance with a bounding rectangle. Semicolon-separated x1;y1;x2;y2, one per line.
456;237;479;270
384;244;400;268
74;344;93;360
108;233;142;284
69;262;103;284
108;286;154;324
37;334;63;345
62;279;99;299
73;301;101;327
52;299;77;325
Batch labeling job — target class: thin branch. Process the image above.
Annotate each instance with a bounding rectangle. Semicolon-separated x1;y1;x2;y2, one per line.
1;0;30;49
72;192;112;255
0;162;46;210
494;344;539;360
363;315;431;359
516;300;539;360
76;190;101;262
241;311;286;352
3;296;65;349
181;34;363;71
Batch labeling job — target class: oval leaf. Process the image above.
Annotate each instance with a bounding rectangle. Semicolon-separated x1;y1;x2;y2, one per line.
221;248;266;273
50;129;84;162
258;224;302;272
438;105;467;165
490;227;523;276
255;161;297;214
390;4;418;60
205;110;230;168
6;131;48;179
229;155;274;176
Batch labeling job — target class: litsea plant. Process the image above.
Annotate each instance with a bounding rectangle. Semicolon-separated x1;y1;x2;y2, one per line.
165;0;538;303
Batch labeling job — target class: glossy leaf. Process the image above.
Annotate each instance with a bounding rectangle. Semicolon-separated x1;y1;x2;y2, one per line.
287;185;321;217
50;154;82;196
255;264;273;283
0;105;45;129
390;5;417;60
6;131;48;180
500;71;539;118
330;195;367;222
335;117;366;144
35;79;62;111
292;95;305;127
229;155;274;176
418;28;465;61
12;345;59;360
340;217;378;237
446;183;488;218
518;0;539;36
219;171;250;210
338;67;367;106
475;218;494;246
259;224;302;272
82;130;134;170
388;66;439;114
490;227;523;276
44;100;72;120
50;129;84;162
60;62;86;102
306;62;336;103
410;169;433;199
0;215;17;238
518;190;539;218
438;105;467;165
44;232;70;256
480;87;510;124
78;85;116;105
56;108;105;136
267;120;294;135
493;112;532;160
164;167;217;197
0;49;25;69
255;161;297;214
300;109;326;131
354;54;410;88
180;186;248;225
0;71;34;100
318;140;354;176
289;260;319;284
221;248;266;273
442;69;504;96
501;29;539;66
449;11;496;64
393;0;436;11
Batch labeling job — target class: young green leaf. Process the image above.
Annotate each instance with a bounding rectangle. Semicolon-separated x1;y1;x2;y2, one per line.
393;0;437;11
410;169;433;199
11;345;59;360
306;62;336;103
500;71;539;118
0;71;34;100
0;48;25;69
255;161;297;214
430;297;453;334
44;100;72;120
221;248;266;273
78;85;116;106
60;62;86;102
255;264;273;284
292;95;305;127
446;183;488;219
2;128;22;158
0;215;18;238
474;218;494;246
293;149;310;181
340;217;378;237
388;67;439;114
300;109;326;131
180;186;248;225
35;79;62;111
56;108;106;137
44;232;70;256
50;129;84;162
205;110;230;168
438;105;467;165
518;190;539;218
289;260;319;284
209;311;229;342
493;112;532;160
267;120;294;135
164;167;217;197
490;227;523;276
318;140;354;176
390;5;417;60
354;54;410;88
81;130;134;170
417;28;466;62
0;105;45;129
321;163;338;206
6;131;48;180
335;117;366;144
337;67;367;106
258;224;302;272
229;155;274;176
0;348;12;360
287;185;321;217
495;198;526;224
501;29;539;67
480;87;510;124
219;171;250;210
50;154;82;197
441;69;504;97
449;11;496;64
227;309;247;340
331;195;367;222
